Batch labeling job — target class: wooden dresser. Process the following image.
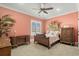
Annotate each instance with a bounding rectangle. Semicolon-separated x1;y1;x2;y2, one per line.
60;27;74;45
0;37;11;56
10;35;30;48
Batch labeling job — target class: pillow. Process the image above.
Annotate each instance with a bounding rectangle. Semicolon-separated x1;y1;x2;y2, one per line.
45;31;60;37
45;31;55;37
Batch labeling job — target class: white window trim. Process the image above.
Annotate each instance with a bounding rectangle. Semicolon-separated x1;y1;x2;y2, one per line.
31;20;42;35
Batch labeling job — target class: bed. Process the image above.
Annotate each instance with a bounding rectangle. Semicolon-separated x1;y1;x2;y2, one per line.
34;31;60;49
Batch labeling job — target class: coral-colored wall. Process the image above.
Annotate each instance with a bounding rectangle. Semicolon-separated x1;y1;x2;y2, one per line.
0;7;78;45
45;12;78;46
0;7;46;36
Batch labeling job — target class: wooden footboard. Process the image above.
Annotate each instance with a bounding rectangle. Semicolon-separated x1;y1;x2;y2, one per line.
49;40;60;48
34;34;60;49
38;38;60;49
38;38;49;47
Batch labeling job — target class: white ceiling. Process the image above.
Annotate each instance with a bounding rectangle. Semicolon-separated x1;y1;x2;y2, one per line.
0;3;78;19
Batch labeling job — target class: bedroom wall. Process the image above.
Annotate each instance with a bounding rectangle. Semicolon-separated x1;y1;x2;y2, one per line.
45;12;78;46
0;7;46;36
0;7;78;45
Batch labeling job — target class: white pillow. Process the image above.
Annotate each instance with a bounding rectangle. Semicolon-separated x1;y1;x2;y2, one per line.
45;31;59;37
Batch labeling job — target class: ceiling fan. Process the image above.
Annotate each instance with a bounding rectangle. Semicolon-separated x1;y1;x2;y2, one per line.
33;3;53;14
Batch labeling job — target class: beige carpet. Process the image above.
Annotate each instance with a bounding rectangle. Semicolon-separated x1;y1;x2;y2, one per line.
11;42;79;56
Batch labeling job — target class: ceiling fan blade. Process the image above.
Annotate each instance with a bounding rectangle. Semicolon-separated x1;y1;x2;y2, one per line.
44;8;53;10
43;10;48;14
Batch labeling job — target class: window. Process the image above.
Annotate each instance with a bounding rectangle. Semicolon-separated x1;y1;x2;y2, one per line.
31;20;41;35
